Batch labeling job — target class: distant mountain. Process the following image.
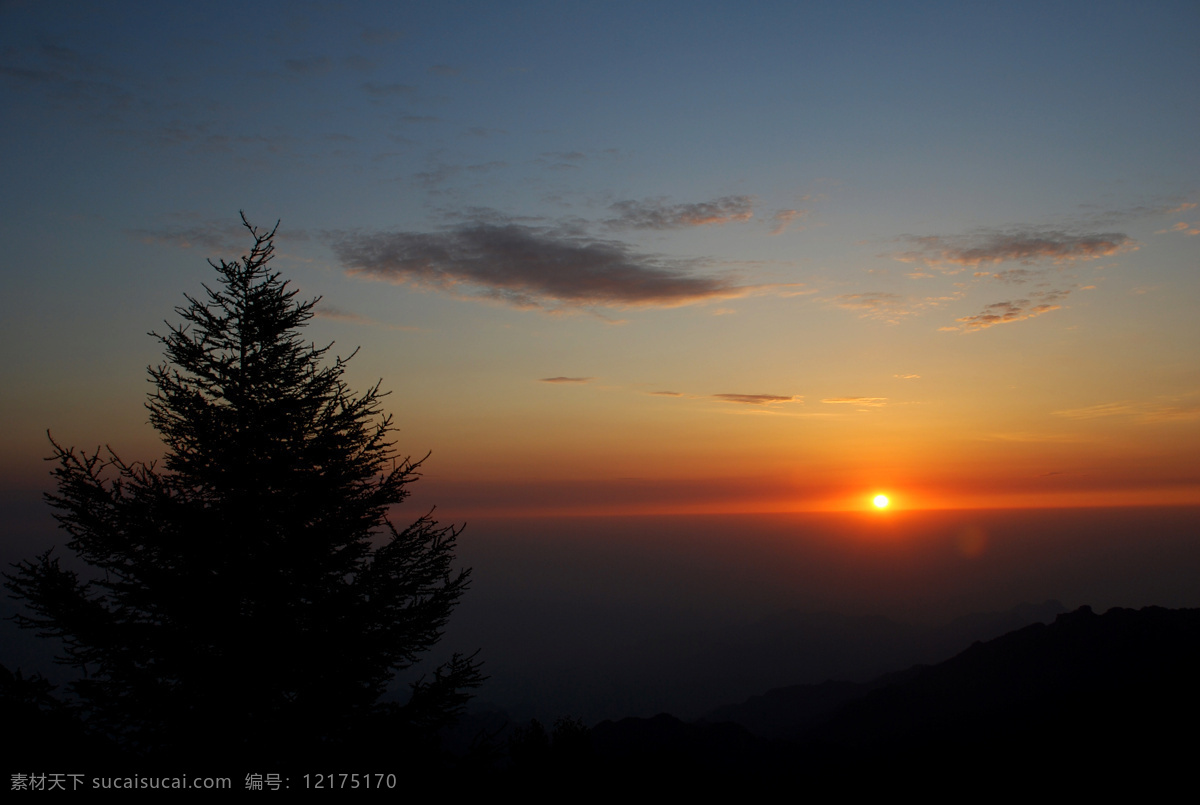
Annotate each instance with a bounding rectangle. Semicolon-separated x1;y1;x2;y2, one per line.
473;599;1066;722
574;605;1200;788
807;605;1200;760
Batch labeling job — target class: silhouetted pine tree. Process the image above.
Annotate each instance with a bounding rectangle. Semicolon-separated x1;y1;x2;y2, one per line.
6;215;480;765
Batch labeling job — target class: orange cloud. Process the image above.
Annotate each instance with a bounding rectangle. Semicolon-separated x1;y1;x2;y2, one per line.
712;394;799;405
1155;221;1200;236
941;290;1069;332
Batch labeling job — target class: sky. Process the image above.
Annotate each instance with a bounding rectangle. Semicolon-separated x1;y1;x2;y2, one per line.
2;0;1198;521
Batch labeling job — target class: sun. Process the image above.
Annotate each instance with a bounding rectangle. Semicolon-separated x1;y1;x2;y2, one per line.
873;494;890;509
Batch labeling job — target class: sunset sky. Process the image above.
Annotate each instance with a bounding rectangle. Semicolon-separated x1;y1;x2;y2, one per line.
2;0;1198;519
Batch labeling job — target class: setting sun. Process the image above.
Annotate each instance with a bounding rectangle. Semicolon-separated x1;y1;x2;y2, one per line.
873;494;890;509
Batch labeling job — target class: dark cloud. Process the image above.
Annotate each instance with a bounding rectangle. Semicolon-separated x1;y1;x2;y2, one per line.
539;376;592;384
894;229;1136;271
332;223;745;310
712;394;797;405
606;196;755;230
941;290;1070;332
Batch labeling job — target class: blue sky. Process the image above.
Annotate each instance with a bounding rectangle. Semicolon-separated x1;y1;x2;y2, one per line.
2;0;1198;513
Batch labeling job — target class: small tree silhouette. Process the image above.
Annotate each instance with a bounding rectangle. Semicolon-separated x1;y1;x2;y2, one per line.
6;215;481;764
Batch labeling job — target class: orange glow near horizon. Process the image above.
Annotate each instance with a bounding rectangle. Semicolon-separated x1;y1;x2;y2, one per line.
415;479;1200;520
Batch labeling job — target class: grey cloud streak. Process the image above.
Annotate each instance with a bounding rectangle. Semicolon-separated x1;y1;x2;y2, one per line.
332;223;747;310
129;217;309;252
894;229;1136;270
606;196;754;230
712;394;798;405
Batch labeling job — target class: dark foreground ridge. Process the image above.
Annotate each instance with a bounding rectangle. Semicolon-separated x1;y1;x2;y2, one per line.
5;605;1198;789
484;605;1200;790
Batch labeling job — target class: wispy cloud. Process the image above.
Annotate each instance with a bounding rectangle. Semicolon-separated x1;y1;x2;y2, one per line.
1155;220;1200;236
940;289;1070;332
332;222;750;310
539;376;592;384
313;304;420;331
605;196;754;230
128;215;311;252
981;268;1038;284
894;374;920;380
650;391;684;397
1052;402;1139;420
893;229;1136;272
826;292;914;324
314;304;372;324
768;209;806;235
1053;397;1200;423
712;394;799;405
822;397;887;406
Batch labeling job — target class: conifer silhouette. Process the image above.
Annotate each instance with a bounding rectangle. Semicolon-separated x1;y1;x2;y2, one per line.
6;214;480;764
